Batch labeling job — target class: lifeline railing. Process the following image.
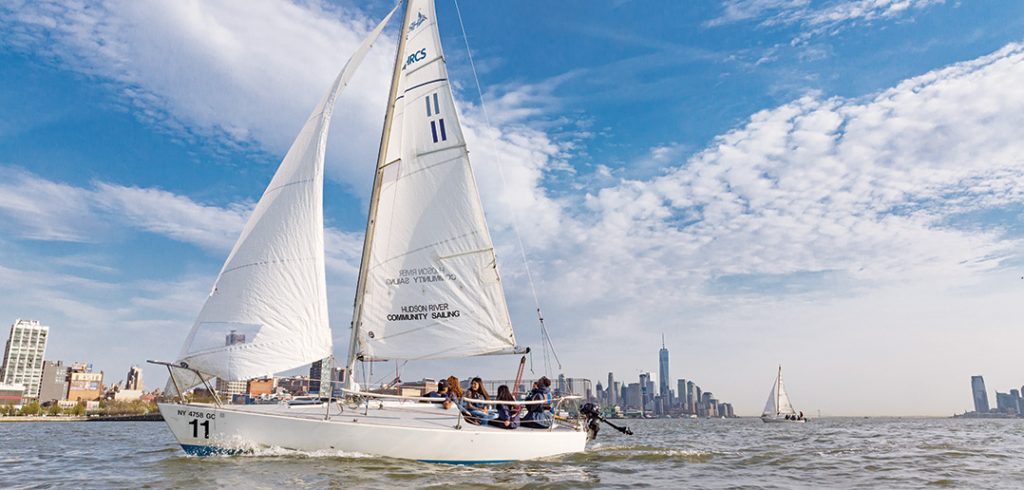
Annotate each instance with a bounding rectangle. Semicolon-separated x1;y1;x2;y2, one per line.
338;387;584;431
149;360;583;432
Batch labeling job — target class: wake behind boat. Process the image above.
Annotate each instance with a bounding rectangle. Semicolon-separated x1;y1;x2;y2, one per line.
150;0;601;462
761;366;807;423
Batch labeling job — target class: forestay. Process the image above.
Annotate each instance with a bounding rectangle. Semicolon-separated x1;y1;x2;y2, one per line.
171;6;398;383
355;0;517;361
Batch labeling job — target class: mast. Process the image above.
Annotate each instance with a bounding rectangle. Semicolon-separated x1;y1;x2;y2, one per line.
776;365;781;414
345;0;413;390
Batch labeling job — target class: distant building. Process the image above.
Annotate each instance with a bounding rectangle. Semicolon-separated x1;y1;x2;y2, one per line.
277;376;310;395
216;378;247;399
638;373;650;412
686;381;696;414
309;360;323;394
38;360;67;403
247;378;276;397
625;383;642;410
971;375;989;413
125;365;143;391
225;330;246;346
658;335;670;401
607;372;616;407
0;383;25;406
677;379;687;411
0;319;49;399
67;364;103;402
612;381;621;407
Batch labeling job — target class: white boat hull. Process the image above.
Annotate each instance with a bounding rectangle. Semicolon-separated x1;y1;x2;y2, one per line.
158;402;588;463
760;415;806;423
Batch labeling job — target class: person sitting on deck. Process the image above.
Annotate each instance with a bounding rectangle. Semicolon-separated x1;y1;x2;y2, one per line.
488;384;520;430
464;377;497;424
423;379;448;402
443;375;463;410
520;376;552;429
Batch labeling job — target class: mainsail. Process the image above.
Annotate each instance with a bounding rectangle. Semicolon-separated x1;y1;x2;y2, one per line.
762;366;796;416
351;0;518;362
171;6;398;384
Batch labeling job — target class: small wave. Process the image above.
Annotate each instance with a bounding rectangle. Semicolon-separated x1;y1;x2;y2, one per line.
570;444;716;463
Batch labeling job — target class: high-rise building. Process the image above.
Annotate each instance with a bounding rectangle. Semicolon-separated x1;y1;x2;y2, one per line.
125;365;143;391
225;329;246;346
639;372;650;412
971;375;989;413
0;319;49;399
309;360;323;394
687;381;696;414
625;383;642;410
38;360;67;403
607;372;616;407
612;381;621;407
677;379;687;410
658;334;670;400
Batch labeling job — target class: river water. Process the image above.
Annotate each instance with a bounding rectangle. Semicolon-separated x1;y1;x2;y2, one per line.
1;417;1021;489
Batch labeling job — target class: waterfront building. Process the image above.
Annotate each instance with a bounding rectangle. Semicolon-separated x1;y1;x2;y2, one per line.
0;383;24;406
612;381;621;407
38;360;67;403
658;335;670;400
595;382;604;404
607;372;616;407
277;375;310;395
67;364;103;402
971;375;989;413
638;372;651;412
557;373;567;396
125;365;143;391
218;330;249;398
677;379;687;410
247;377;276;397
625;382;642;410
687;381;696;414
0;319;49;399
216;378;247;399
309;360;323;394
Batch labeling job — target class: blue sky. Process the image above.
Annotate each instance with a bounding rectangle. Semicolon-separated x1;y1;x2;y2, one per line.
1;0;1023;415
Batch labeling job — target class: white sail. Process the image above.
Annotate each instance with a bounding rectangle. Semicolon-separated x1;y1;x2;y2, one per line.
762;380;778;416
353;0;517;361
172;6;398;383
777;372;796;414
762;367;796;416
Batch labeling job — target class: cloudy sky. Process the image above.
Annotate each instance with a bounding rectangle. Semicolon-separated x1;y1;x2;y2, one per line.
1;0;1023;416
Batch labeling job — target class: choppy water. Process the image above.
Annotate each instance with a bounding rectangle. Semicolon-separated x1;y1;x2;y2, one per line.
1;417;1022;489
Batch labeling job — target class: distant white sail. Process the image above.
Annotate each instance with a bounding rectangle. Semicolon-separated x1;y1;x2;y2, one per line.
354;0;517;361
172;6;398;383
762;366;797;416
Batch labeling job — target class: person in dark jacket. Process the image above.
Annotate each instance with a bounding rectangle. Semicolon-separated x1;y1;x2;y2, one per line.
520;376;552;429
488;385;520;429
423;379;448;403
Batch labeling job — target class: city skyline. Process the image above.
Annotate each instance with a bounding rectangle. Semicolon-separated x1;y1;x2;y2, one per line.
1;1;1023;416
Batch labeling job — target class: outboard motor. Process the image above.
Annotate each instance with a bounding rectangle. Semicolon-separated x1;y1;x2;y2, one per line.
580;402;633;441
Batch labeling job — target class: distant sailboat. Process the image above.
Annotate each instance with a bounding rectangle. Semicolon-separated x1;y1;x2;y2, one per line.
149;0;594;462
761;366;805;423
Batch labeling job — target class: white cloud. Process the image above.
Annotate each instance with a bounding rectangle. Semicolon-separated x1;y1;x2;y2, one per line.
0;0;396;196
708;0;944;43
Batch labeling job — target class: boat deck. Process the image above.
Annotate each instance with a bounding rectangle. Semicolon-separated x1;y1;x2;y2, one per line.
215;400;576;433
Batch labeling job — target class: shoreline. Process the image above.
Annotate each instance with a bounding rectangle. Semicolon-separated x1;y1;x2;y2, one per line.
0;413;163;423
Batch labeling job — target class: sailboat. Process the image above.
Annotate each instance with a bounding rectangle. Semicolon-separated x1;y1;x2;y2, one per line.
760;366;805;423
150;0;593;462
